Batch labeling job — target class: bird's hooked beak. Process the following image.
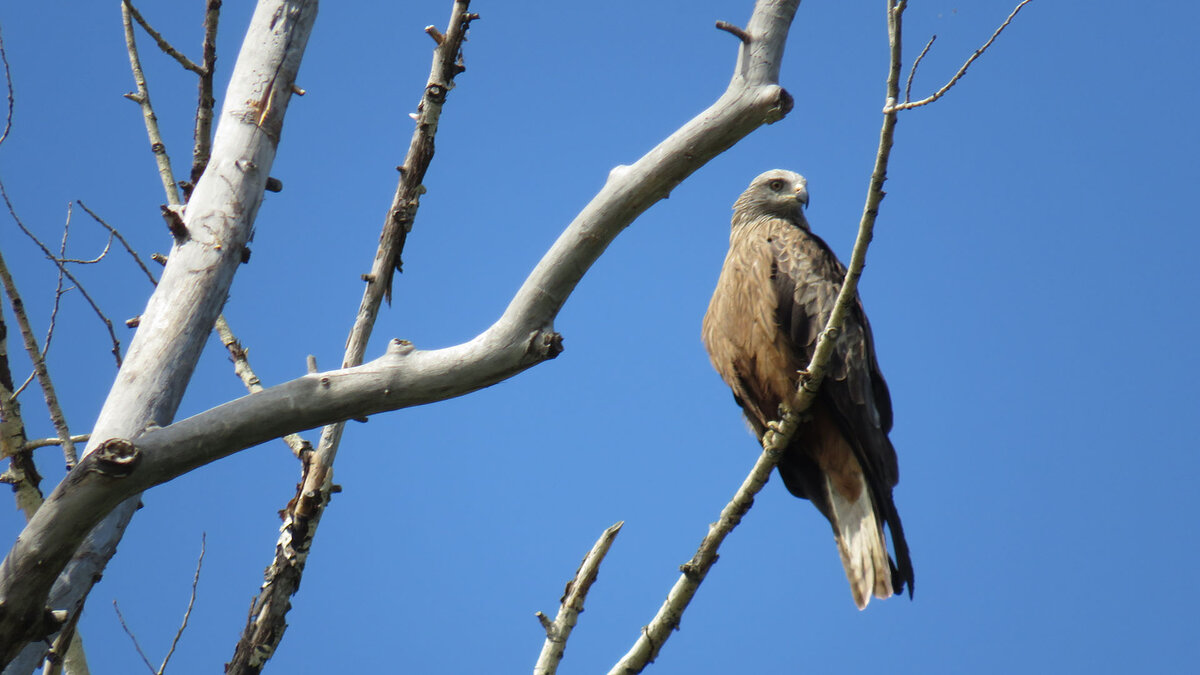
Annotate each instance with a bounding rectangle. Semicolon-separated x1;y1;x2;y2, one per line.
796;184;809;210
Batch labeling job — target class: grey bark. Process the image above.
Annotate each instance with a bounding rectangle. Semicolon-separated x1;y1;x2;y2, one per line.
0;0;318;669
0;0;798;667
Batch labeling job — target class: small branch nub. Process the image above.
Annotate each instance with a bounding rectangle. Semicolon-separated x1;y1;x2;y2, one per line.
160;205;188;240
715;21;751;44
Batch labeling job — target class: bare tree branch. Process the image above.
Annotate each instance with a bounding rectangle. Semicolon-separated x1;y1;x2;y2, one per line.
76;201;159;285
157;533;204;675
214;318;310;458
0;0;798;661
0;242;77;469
121;0;184;207
0;24;13;148
20;435;89;452
609;0;911;670
534;522;623;675
190;0;222;193
112;601;157;675
123;1;205;75
38;596;87;675
227;4;478;670
0;181;123;368
886;0;1033;112
120;0;301;464
0;1;318;666
905;34;936;103
10;204;76;401
0;311;41;521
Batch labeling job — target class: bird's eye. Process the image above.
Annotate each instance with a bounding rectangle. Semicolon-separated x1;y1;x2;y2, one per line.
768;179;784;192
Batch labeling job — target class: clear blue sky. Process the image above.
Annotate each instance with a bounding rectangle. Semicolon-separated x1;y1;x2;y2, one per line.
2;1;1197;673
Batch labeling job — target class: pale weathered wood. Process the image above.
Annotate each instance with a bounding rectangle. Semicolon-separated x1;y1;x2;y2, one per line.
0;0;318;668
0;0;796;666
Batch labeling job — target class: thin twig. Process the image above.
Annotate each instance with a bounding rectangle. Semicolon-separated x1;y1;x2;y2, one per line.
0;210;79;467
1;180;122;368
123;0;204;74
608;3;911;672
11;204;76;400
0;311;42;521
533;522;624;675
21;434;89;451
886;0;1032;112
904;34;935;103
214;318;310;458
226;3;477;670
190;0;221;192
121;0;183;206
57;238;114;265
0;24;13;148
77;201;159;284
113;600;158;675
158;533;205;674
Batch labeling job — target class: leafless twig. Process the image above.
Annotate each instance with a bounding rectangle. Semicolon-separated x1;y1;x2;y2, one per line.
77;201;159;284
121;0;183;206
226;3;477;671
11;204;78;399
0;209;79;467
22;434;89;451
887;0;1033;112
123;1;204;75
113;600;157;675
158;533;205;674
214;319;310;458
610;1;926;671
190;0;221;192
904;34;935;103
1;180;123;368
0;24;13;148
534;522;623;675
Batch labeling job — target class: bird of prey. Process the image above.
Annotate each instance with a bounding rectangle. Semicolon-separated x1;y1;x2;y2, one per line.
701;169;913;609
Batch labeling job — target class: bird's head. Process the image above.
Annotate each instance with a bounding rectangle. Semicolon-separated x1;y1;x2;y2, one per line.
733;169;810;228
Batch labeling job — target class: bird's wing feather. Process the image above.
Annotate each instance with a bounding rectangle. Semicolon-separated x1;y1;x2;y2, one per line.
768;227;899;487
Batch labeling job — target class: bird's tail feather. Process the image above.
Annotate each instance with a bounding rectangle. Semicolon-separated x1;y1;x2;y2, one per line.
825;474;894;610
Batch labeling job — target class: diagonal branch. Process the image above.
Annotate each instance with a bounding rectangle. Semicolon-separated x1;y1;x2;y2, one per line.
118;3;303;462
0;1;319;667
76;201;159;285
121;0;184;207
112;601;157;675
123;1;204;75
0;310;41;521
1;181;123;368
886;0;1032;112
609;1;910;671
0;24;13;148
190;0;221;193
0;242;78;470
157;533;204;675
0;0;797;663
534;522;624;675
227;4;477;670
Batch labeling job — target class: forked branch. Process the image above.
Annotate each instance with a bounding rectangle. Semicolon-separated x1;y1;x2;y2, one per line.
0;0;797;665
534;522;624;675
609;0;1030;670
887;0;1033;112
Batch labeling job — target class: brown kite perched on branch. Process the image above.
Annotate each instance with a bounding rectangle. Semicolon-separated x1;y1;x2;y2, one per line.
701;169;913;609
